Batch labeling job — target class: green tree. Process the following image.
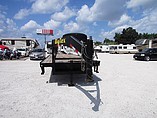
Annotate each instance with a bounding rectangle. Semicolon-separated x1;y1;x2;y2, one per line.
114;33;121;43
103;38;109;44
104;38;117;45
94;41;102;46
114;27;138;44
140;33;157;39
109;27;157;45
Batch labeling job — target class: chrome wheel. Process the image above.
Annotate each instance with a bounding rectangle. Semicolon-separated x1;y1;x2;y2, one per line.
145;56;150;61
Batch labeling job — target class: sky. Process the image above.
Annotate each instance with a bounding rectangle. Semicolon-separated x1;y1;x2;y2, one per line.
0;0;157;46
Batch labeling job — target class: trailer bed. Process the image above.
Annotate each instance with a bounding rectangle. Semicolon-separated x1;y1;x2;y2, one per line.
41;52;82;66
40;52;85;75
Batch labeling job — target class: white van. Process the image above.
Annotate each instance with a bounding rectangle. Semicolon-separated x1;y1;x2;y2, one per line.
17;48;29;57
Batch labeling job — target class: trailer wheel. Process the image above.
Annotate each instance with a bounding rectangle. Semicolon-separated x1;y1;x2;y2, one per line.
145;56;150;61
0;56;3;60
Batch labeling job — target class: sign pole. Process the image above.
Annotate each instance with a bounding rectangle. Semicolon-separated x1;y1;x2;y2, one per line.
44;35;46;44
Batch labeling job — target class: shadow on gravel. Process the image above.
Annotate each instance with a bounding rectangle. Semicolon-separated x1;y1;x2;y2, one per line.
75;75;103;112
48;72;103;111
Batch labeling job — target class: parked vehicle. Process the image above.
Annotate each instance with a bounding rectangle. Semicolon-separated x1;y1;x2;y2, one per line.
135;39;157;51
94;45;109;53
17;48;29;57
10;50;21;60
94;45;102;52
109;44;138;54
101;45;110;53
94;44;138;54
3;49;12;60
0;37;39;51
133;48;157;61
29;48;46;60
0;47;21;60
0;45;9;50
0;49;3;60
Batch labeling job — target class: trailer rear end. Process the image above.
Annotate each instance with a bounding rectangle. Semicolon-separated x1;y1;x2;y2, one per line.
40;33;100;86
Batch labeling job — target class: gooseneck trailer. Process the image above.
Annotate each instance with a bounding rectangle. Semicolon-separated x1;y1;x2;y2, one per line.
40;33;100;86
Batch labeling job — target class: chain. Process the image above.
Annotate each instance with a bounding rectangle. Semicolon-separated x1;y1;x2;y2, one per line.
81;45;85;72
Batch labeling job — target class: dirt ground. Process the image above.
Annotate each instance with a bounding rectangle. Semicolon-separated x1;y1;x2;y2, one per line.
0;53;157;118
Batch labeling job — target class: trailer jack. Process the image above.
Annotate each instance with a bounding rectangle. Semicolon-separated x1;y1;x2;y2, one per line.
40;64;45;75
68;60;75;87
68;74;75;87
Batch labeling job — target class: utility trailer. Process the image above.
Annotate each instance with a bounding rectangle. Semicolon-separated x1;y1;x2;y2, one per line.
40;33;100;86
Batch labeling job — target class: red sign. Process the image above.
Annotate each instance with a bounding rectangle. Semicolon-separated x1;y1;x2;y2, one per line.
36;29;53;35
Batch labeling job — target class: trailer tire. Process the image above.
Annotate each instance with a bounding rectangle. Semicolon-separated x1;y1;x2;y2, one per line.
0;56;3;60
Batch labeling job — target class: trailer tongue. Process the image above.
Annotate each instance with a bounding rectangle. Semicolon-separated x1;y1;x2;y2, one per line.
40;33;100;86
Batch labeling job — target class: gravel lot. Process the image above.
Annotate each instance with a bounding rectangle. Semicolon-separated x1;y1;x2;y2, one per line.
0;53;157;118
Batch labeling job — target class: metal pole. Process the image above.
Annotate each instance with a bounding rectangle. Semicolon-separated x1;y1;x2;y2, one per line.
44;35;46;44
44;35;46;51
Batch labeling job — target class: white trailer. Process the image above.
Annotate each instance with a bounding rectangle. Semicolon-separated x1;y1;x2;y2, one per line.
109;44;138;54
94;45;110;53
94;45;102;52
100;45;110;53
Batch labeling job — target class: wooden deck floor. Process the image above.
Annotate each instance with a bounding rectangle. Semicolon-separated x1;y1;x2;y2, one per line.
42;55;52;63
56;52;81;59
42;53;82;64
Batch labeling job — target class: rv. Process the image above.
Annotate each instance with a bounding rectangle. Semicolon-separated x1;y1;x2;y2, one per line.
94;45;109;53
109;44;138;54
135;39;157;51
0;37;39;51
100;45;110;52
94;45;102;52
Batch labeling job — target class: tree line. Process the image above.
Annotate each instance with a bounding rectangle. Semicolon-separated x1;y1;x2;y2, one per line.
94;27;157;45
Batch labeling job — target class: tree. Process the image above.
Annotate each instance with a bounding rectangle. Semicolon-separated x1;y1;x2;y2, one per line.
140;33;157;39
114;33;121;43
113;27;157;44
114;27;139;44
94;41;102;46
104;38;117;45
103;38;110;44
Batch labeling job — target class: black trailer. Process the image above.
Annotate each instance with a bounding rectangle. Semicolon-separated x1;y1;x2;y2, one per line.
40;33;100;86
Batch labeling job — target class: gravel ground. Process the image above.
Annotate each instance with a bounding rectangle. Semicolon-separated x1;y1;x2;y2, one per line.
0;53;157;118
